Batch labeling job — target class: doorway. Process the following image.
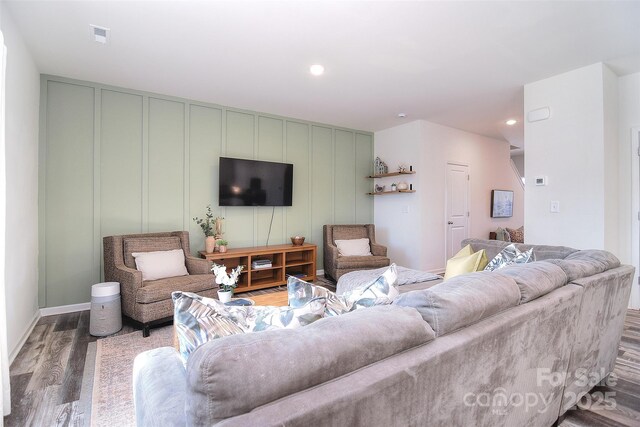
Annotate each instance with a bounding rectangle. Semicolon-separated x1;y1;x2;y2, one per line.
446;162;470;261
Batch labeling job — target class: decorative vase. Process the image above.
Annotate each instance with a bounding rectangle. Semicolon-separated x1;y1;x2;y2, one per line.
219;245;228;253
217;290;233;303
205;236;216;253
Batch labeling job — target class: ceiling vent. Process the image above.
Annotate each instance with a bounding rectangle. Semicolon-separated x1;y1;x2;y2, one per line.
89;25;110;44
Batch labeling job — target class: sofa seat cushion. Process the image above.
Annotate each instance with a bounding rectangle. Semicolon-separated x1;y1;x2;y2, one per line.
393;271;521;336
185;305;435;425
335;255;390;269
137;274;214;304
495;261;568;303
123;236;182;269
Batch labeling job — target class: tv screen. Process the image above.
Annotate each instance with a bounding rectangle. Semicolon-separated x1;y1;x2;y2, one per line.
219;157;293;206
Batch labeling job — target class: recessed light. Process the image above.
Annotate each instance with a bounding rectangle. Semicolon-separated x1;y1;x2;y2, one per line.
310;64;324;76
506;119;517;126
397;113;407;118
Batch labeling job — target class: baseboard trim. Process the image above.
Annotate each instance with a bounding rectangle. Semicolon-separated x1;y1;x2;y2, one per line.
9;310;41;364
40;302;91;317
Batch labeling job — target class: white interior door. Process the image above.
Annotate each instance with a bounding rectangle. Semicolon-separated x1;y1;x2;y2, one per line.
446;163;469;260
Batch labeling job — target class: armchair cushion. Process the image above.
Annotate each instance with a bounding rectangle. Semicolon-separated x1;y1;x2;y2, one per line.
335;255;390;269
132;249;189;281
124;236;182;269
334;238;372;256
137;274;215;304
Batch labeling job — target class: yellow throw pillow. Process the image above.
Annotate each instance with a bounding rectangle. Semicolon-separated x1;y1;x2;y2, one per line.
453;244;474;259
444;246;489;280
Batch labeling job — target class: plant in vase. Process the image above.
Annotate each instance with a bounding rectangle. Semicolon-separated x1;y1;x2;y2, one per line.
193;205;217;253
212;263;244;303
217;239;229;253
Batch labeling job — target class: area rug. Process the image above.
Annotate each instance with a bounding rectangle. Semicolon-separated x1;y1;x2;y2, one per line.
90;326;173;426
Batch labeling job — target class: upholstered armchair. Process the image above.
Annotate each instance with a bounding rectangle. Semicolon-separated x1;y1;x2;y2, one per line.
323;224;390;281
103;231;215;337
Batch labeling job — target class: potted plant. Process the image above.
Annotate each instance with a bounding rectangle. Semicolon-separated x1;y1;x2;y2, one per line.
212;263;244;303
217;239;229;253
193;205;217;253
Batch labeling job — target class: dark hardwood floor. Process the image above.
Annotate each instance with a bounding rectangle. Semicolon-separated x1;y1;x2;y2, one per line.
4;289;638;426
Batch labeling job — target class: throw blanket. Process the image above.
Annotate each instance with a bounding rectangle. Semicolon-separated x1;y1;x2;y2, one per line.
336;266;441;296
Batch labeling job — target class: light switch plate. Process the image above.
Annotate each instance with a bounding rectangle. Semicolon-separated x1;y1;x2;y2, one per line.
550;201;560;213
401;205;409;214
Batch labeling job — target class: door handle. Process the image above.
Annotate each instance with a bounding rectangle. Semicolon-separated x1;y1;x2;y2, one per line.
447;221;453;225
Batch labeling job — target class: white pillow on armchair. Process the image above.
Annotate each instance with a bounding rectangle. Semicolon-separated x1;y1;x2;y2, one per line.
334;238;372;256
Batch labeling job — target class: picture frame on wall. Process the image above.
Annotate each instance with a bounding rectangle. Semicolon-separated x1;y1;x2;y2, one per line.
491;190;514;218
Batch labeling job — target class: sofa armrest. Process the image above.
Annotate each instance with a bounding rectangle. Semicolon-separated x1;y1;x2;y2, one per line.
185;256;211;275
371;243;387;257
133;347;186;427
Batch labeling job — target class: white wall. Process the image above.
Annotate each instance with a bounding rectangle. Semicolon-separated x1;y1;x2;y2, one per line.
619;72;640;309
511;153;524;177
375;120;524;272
524;63;618;251
0;7;40;358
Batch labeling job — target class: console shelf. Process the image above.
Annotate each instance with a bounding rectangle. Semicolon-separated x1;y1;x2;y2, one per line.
200;243;317;293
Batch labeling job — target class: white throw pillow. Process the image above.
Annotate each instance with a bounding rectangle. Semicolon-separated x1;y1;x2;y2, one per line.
334;238;372;256
131;249;189;281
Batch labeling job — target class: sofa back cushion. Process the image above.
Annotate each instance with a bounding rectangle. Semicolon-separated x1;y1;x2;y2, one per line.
461;238;578;261
545;249;621;282
393;272;521;336
185;305;435;424
123;236;182;269
495;261;568;303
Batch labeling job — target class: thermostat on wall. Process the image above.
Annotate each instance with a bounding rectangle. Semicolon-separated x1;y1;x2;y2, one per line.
535;176;547;186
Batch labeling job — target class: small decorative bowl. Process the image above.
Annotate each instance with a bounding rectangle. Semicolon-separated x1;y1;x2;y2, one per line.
291;236;305;246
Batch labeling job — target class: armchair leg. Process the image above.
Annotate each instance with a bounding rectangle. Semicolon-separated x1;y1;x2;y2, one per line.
142;325;150;338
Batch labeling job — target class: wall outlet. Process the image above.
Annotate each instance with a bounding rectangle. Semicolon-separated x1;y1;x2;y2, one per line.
550;201;560;213
401;205;410;214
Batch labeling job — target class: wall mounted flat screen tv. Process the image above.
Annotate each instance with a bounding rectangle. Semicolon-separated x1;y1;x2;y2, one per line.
219;157;293;206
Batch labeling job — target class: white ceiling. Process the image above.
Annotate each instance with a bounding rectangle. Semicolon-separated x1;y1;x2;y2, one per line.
5;1;640;147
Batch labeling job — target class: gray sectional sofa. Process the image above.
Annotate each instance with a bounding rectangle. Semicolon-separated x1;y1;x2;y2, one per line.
133;239;634;426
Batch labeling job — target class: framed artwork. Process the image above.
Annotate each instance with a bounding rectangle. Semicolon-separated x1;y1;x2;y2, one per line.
491;190;513;218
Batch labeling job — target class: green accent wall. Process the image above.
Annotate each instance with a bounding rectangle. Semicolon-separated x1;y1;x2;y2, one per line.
38;75;373;307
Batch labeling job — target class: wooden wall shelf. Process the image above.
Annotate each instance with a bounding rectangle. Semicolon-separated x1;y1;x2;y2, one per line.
199;243;317;293
367;171;416;179
367;190;416;196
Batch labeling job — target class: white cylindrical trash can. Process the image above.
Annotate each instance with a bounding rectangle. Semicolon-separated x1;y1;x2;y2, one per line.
90;282;122;336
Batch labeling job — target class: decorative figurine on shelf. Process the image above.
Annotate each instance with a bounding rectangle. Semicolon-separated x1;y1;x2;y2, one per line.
374;157;389;175
398;164;408;173
375;184;385;193
391;183;398;192
397;182;409;191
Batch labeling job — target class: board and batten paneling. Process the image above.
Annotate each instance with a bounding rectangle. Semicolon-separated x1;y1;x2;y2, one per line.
39;75;373;307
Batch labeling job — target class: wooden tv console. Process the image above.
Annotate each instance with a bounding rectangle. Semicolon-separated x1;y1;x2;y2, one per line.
199;243;317;292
